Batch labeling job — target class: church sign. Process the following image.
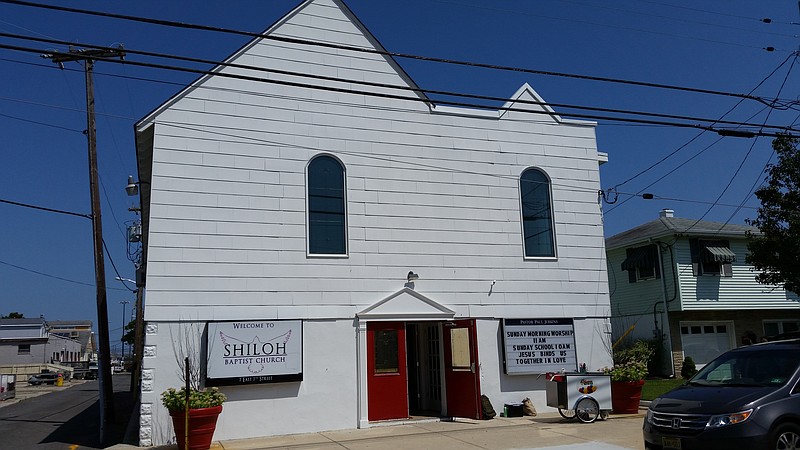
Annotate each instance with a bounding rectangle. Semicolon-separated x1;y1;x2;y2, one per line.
502;318;578;374
206;320;303;386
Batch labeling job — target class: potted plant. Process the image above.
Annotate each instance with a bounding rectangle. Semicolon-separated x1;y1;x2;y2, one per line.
162;326;227;450
604;340;652;414
161;385;226;450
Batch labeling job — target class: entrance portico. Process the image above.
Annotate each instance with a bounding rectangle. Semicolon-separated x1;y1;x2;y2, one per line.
357;288;481;428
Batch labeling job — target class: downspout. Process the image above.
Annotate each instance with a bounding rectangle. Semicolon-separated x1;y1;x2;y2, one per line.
655;241;676;377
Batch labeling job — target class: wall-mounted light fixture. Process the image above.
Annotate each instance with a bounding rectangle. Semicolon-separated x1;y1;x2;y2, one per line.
407;271;419;282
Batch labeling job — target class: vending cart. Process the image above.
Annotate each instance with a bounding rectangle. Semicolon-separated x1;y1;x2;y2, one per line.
546;372;611;423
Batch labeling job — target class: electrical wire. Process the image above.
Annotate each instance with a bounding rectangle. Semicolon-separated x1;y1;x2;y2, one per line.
0;0;790;107
609;50;799;191
0;197;91;219
686;53;799;233
0;258;129;291
434;0;794;49
6;33;800;129
0;41;795;137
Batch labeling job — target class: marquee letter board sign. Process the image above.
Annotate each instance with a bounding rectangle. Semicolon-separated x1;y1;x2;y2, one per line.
206;320;303;386
503;318;578;374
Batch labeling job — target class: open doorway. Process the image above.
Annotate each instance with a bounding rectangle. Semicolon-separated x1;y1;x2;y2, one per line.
406;322;443;417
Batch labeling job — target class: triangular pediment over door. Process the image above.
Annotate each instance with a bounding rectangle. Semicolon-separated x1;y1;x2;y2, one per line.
357;288;455;321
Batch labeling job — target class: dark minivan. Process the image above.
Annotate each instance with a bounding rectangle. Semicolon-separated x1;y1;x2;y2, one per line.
644;339;800;450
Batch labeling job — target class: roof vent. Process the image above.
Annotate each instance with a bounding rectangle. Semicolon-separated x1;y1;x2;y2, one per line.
659;209;674;218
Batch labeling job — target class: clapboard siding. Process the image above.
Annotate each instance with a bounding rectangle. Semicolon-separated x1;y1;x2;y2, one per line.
676;239;799;309
608;237;799;317
140;0;609;320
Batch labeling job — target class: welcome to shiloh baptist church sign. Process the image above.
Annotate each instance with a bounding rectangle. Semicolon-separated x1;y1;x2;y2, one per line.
206;320;303;386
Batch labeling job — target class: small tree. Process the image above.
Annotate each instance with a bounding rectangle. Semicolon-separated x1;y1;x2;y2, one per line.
746;134;800;293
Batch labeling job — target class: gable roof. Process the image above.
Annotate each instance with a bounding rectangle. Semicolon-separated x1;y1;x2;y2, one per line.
357;288;455;321
135;0;429;130
606;215;758;250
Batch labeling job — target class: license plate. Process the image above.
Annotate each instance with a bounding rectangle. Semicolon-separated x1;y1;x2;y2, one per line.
662;436;681;450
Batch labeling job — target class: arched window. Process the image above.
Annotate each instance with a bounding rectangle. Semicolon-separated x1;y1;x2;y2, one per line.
307;155;347;255
520;168;555;258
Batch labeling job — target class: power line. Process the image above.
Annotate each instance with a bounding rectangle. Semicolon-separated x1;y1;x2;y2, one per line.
435;0;794;49
0;197;91;219
0;258;129;291
0;41;796;137
692;54;799;234
8;31;800;121
608;51;799;191
551;0;797;38
0;0;790;106
0;111;84;133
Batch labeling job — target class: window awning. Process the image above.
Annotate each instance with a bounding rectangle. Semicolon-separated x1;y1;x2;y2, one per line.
702;246;736;263
621;246;655;271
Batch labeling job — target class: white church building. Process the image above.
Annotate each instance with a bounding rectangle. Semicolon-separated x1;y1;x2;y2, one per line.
133;0;612;445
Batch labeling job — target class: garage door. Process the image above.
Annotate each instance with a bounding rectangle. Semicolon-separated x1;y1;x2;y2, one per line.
680;322;734;367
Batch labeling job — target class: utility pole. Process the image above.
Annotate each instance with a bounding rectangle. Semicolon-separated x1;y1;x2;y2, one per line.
120;300;129;361
44;46;124;445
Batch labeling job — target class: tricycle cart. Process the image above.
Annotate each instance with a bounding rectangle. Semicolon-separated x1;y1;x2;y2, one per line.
545;373;611;423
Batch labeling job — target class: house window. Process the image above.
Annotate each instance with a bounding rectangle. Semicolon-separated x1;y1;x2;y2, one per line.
621;244;661;283
18;344;30;355
689;239;734;277
520;168;555;258
763;320;800;338
307;155;347;256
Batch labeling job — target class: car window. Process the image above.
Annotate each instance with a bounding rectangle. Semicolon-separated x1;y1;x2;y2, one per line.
692;348;800;387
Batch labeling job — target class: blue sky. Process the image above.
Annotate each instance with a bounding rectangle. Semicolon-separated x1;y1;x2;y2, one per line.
1;0;798;339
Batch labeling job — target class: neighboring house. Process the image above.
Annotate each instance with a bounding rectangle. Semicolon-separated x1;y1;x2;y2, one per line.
606;209;800;375
48;320;96;366
0;318;48;366
132;0;611;445
0;318;83;368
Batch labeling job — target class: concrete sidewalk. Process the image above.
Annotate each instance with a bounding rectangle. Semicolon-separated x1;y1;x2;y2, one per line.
110;412;646;450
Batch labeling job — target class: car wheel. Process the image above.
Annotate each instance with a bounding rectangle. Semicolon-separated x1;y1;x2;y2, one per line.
772;423;800;450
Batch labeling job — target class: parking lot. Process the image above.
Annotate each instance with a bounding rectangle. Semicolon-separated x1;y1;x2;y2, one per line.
0;377;87;407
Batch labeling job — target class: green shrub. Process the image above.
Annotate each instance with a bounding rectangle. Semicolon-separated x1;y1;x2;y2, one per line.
161;387;226;412
605;340;653;382
681;357;697;379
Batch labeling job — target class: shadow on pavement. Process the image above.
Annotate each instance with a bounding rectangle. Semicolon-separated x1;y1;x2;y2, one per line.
41;380;136;448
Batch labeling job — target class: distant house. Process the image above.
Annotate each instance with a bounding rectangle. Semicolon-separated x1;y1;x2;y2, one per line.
133;0;611;445
48;320;96;365
0;318;83;369
606;209;800;375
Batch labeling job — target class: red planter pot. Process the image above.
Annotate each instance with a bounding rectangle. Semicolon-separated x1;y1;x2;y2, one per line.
169;405;222;450
611;380;644;414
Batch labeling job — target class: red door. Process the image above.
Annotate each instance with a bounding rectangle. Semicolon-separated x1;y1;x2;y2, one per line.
366;321;409;421
443;319;481;419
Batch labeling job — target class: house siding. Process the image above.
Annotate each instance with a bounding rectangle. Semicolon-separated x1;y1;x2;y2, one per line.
141;5;608;322
675;239;800;309
606;245;678;317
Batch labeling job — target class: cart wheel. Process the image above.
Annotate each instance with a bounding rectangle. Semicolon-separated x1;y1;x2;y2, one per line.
575;397;600;423
558;408;576;419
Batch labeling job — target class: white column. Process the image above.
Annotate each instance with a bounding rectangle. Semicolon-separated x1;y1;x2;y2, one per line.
356;319;370;429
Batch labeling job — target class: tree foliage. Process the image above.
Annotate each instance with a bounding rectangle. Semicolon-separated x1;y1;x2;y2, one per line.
1;312;24;319
746;135;800;293
121;319;135;346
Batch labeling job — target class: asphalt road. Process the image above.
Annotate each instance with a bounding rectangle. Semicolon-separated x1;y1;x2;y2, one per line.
0;374;135;449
